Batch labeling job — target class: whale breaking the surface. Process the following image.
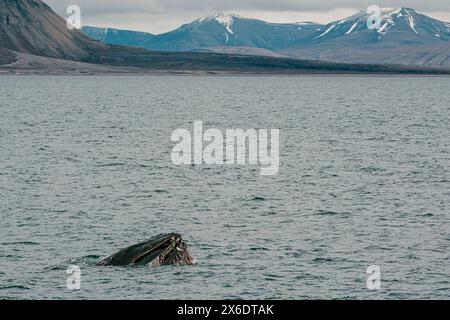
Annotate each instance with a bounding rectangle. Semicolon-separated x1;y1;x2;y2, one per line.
97;233;194;267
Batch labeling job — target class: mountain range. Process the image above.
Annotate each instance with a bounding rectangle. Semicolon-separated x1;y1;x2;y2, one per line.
82;9;450;67
1;0;449;75
83;13;321;56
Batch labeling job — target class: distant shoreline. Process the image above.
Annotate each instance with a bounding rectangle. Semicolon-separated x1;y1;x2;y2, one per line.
2;49;449;77
2;70;450;77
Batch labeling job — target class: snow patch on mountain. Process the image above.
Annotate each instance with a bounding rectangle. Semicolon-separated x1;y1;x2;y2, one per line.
345;23;358;34
202;13;237;34
378;22;389;35
407;14;418;33
315;24;336;39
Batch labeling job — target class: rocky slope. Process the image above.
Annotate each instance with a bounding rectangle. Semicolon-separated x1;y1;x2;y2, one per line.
0;0;106;60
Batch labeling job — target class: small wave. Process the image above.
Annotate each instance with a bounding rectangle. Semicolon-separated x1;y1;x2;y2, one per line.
316;210;350;216
72;255;102;266
293;249;307;258
43;265;66;271
223;224;247;228
294;273;326;281
99;162;126;167
50;209;68;213
0;285;30;290
312;257;334;263
43;255;103;271
360;167;385;173
64;157;81;163
262;211;279;216
264;273;283;281
1;241;40;246
251;196;266;201
249;247;269;252
420;213;434;217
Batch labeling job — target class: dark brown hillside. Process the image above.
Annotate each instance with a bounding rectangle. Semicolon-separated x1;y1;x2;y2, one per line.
0;0;106;60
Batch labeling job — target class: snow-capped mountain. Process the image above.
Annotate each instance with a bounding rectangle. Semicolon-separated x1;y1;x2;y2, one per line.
82;8;450;67
83;13;323;52
282;8;450;66
298;8;450;43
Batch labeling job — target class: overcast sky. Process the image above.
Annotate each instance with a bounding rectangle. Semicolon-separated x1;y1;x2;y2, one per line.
45;0;450;34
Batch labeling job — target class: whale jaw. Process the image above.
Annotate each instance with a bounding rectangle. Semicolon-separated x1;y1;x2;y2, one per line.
97;234;194;267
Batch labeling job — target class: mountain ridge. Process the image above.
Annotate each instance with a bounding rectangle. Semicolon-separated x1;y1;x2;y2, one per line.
82;12;323;53
82;7;450;67
282;7;450;66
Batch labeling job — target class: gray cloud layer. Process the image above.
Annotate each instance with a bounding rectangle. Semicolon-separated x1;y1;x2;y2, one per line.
45;0;450;34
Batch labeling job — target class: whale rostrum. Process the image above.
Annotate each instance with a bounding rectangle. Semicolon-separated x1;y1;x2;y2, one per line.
97;233;194;267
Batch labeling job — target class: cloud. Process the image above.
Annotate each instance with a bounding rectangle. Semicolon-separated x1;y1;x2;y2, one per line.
45;0;450;12
44;0;450;34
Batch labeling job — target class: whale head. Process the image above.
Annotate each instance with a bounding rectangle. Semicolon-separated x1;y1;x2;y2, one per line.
97;233;194;267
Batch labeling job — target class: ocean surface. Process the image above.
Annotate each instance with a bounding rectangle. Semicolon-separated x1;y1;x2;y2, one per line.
0;75;449;300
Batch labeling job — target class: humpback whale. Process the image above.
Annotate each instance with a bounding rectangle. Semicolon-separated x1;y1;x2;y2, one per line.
97;233;194;266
